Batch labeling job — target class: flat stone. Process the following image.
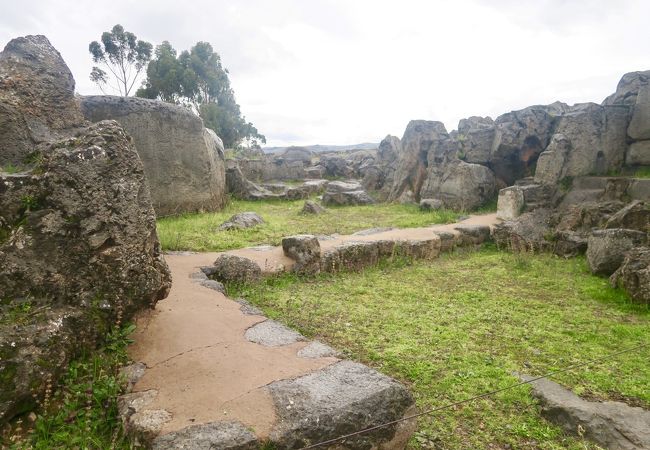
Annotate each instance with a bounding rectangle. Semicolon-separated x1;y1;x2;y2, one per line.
245;320;306;347
352;227;394;236
120;362;147;393
297;341;340;359
218;212;264;231
199;279;226;294
267;360;414;449
521;374;650;450
152;421;259;450
236;298;264;316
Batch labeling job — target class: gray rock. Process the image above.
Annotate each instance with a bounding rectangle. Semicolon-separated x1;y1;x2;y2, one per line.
553;231;589;258
420;160;497;211
397;189;416;204
321;241;380;272
603;70;650;106
436;231;457;252
120;362;147;393
297;341;340;359
282;235;321;275
387;120;450;201
362;135;401;198
352;227;394;236
497;186;525;220
396;238;441;259
491;102;568;185
322;189;374;206
209;254;262;284
454;225;492;247
235;298;264;316
80;95;226;217
199;280;226;294
586;229;647;276
152;421;259;450
492;208;554;252
610;246;650;305
319;154;353;178
245;320;306;347
218;212;264;231
300;200;326;215
522;375;650;450
267;360;414;449
279;146;313;163
0;120;171;422
189;271;208;280
457;116;495;165
628;83;650;140
605;201;650;232
535;103;629;185
119;390;171;445
626;140;650;166
325;180;363;193
0;35;85;166
420;198;444;211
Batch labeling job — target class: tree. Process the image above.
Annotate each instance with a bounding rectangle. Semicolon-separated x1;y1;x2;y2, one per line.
137;41;265;148
89;24;153;96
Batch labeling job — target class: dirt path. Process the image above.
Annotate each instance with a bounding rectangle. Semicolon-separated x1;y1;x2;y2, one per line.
124;213;500;446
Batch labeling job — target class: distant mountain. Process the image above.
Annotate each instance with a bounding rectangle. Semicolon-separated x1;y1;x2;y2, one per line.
263;142;378;154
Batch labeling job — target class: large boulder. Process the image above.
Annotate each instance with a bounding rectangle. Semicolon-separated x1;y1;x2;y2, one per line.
0;121;171;422
626;141;650;166
362;135;401;197
218;212;264;231
420;160;496;210
282;235;321;275
611;247;650;305
605;201;650;232
80;95;226;216
387;120;449;201
278;146;312;163
535;103;629;185
603;70;650;106
490;102;568;185
322;189;374;206
0;36;171;423
457;116;495;165
627;83;650;140
0;35;86;166
586;229;647;276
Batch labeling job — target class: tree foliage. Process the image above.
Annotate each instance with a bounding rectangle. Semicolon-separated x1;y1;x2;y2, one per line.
137;41;265;148
89;24;153;96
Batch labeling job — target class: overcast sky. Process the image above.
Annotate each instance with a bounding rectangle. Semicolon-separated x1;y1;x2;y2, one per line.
2;0;650;146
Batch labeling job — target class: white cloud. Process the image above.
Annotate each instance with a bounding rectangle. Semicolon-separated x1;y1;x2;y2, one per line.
2;0;649;146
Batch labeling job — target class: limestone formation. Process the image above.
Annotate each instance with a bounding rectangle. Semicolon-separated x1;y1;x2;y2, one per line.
603;70;650;106
282;234;321;275
535;103;629;185
628;83;650;140
611;246;650;305
586;229;647;276
300;200;326;215
0;36;171;423
267;361;414;449
0;35;86;166
208;254;262;284
497;186;525;220
362;135;401;197
387;120;450;201
457;116;495;165
80;95;226;216
218;212;265;231
522;375;650;450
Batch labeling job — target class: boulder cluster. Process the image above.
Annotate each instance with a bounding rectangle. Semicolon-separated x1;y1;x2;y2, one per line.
0;35;171;423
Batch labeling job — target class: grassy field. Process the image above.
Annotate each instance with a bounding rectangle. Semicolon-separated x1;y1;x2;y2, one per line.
157;198;460;252
231;247;650;449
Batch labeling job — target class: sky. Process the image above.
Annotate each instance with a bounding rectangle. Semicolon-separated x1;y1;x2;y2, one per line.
2;0;650;147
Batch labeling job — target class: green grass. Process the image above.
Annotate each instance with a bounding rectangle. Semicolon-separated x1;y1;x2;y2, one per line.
157;198;460;252
231;248;650;449
634;166;650;178
2;325;136;449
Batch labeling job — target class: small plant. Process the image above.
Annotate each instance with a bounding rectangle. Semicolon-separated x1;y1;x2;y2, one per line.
0;164;21;174
634;166;650;179
20;195;40;212
4;324;136;449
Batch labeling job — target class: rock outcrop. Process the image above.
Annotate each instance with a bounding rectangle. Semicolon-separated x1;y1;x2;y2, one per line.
0;35;86;167
0;35;171;424
80;96;226;216
611;247;650;305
